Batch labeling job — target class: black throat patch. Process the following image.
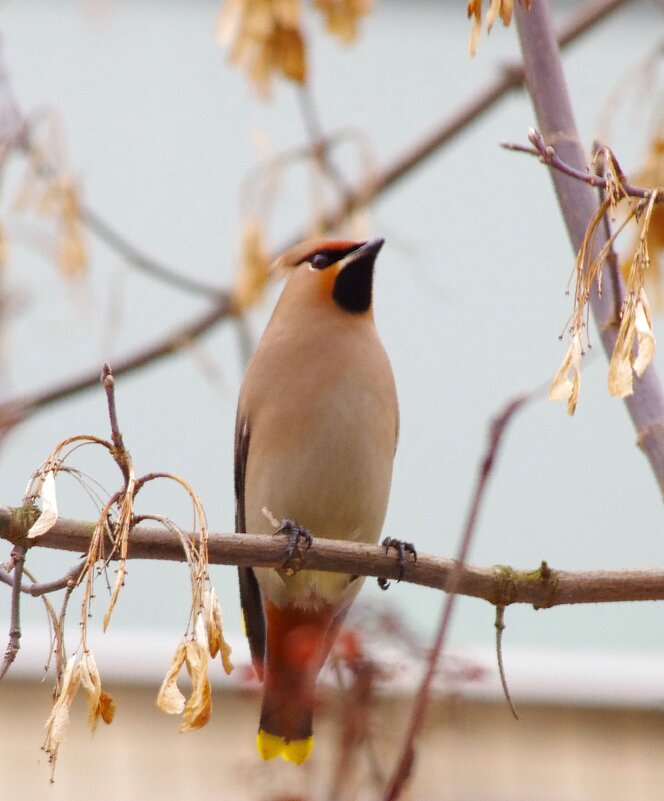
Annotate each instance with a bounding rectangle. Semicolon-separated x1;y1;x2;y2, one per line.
332;255;374;314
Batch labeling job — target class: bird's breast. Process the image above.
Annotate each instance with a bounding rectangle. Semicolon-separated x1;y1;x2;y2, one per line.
245;372;395;542
239;314;397;608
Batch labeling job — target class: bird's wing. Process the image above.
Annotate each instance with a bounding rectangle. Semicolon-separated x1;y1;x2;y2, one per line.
235;416;266;681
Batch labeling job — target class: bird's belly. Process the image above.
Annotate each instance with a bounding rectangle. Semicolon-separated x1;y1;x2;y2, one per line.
245;413;392;543
244;400;395;609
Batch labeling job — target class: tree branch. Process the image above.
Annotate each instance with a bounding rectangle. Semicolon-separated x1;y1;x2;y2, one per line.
502;128;664;201
514;0;664;495
0;543;25;680
80;203;226;299
0;294;233;433
303;0;635;236
0;560;84;597
383;395;528;800
2;505;664;606
0;0;629;433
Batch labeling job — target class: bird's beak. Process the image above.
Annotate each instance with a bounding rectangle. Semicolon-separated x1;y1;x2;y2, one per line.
348;237;385;262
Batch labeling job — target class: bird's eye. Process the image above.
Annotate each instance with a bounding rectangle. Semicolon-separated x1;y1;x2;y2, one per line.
310;254;330;270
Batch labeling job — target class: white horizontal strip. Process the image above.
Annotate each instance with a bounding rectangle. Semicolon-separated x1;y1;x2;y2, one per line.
7;625;664;709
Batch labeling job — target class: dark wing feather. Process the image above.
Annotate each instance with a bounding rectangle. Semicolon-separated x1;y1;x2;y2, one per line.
235;416;266;681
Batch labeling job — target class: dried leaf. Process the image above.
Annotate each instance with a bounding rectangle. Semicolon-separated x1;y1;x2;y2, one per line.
608;325;634;397
79;651;101;721
99;692;116;724
79;650;111;733
314;0;373;44
468;0;528;53
157;641;187;715
43;656;81;760
633;290;656;377
204;588;234;674
467;0;482;56
182;615;213;731
204;589;220;658
28;470;58;539
549;333;582;415
273;25;306;83
217;0;306;96
487;0;513;30
621;139;664;310
609;291;657;397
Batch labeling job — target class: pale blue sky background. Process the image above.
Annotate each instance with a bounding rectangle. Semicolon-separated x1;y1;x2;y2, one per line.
0;0;663;686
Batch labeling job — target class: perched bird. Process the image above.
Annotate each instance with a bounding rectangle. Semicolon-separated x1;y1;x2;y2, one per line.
235;237;398;764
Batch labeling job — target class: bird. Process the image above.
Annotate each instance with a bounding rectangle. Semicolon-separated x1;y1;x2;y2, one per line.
235;237;398;765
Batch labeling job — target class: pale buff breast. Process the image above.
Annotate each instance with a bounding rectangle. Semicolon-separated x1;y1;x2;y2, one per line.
240;294;398;609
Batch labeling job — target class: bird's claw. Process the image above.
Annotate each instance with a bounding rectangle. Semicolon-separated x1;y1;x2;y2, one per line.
276;518;313;569
377;537;417;590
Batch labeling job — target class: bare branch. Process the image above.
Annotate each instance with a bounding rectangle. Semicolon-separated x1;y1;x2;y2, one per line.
0;0;628;433
101;363;133;486
0;294;233;434
502;128;664;201
27;561;85;597
514;1;664;495
300;0;636;238
0;559;84;597
495;604;519;720
0;543;25;680
79;203;226;299
382;395;527;801
101;364;124;453
3;506;664;612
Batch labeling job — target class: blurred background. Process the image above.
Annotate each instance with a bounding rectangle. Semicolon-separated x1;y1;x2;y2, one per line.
0;1;663;799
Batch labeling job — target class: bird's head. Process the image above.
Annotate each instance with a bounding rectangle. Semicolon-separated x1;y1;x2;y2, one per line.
271;237;385;315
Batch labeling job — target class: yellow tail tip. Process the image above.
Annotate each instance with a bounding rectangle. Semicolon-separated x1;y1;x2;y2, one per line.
256;730;313;765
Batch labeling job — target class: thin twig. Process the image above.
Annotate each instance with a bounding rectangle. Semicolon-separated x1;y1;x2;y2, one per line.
0;564;29;593
101;364;124;452
79;203;225;299
296;84;354;202
0;559;85;597
0;543;26;680
495;604;519;720
502;128;664;201
101;363;132;487
382;395;528;801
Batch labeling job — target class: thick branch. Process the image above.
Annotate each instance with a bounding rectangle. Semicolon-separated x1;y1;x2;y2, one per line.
514;1;664;495
2;506;664;607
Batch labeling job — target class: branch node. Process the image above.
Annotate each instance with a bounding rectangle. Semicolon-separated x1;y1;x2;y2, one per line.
492;564;518;607
7;505;40;549
527;560;558;609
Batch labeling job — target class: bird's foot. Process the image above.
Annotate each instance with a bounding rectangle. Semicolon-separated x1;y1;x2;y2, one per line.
377;537;417;591
275;518;313;570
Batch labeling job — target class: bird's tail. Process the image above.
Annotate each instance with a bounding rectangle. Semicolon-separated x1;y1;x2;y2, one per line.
257;600;342;765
